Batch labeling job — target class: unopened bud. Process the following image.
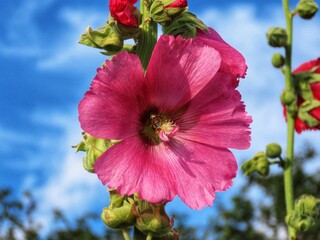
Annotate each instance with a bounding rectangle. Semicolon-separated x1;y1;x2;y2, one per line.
241;152;269;177
266;27;288;48
136;203;173;237
272;53;285;68
101;190;136;229
280;90;296;106
266;143;282;159
150;0;188;26
73;132;113;173
296;0;318;19
286;194;320;232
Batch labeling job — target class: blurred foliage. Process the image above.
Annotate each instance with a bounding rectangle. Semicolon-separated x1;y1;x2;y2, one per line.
0;143;319;239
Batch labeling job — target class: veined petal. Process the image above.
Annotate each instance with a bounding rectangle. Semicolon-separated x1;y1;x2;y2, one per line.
94;135;237;210
197;28;247;78
174;72;252;150
145;35;221;114
94;136;176;203
78;52;146;140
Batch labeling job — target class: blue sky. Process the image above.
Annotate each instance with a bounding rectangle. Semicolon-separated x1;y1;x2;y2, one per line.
1;0;320;237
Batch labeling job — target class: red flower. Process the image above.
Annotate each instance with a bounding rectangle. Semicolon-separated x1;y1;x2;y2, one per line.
285;58;320;133
164;0;188;8
109;0;139;27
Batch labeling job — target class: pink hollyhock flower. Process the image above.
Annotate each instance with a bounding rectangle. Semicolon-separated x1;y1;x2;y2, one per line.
79;35;252;209
109;0;139;27
285;58;320;133
164;0;188;8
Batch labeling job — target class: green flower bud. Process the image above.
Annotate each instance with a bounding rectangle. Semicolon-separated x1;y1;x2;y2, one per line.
162;12;208;39
73;132;114;173
280;90;297;106
101;190;136;229
241;152;270;177
266;143;282;159
271;53;285;68
78;25;123;53
150;0;187;26
286;195;320;232
135;203;173;237
295;0;318;19
266;27;288;48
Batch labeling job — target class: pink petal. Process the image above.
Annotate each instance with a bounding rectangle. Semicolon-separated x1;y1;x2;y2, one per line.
94;135;237;210
197;27;247;78
145;35;221;115
78;52;146;140
174;72;252;150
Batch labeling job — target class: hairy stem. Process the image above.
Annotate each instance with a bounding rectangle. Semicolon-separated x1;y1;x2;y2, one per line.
282;0;297;239
136;0;158;70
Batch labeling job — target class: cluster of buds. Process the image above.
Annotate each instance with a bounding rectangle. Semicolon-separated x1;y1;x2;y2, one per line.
242;143;282;177
79;0;208;54
286;195;320;232
101;190;179;239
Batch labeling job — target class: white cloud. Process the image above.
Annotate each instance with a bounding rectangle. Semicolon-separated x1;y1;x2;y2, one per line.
21;110;107;235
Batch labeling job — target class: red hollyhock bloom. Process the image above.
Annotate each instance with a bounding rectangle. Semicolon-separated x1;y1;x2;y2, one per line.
286;58;320;133
109;0;139;27
164;0;188;8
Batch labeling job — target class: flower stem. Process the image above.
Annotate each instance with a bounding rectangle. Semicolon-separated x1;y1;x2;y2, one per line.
133;1;157;239
282;0;297;239
122;228;131;240
136;0;158;70
146;233;153;240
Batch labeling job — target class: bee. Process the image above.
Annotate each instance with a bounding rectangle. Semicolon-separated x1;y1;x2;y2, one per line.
150;114;163;133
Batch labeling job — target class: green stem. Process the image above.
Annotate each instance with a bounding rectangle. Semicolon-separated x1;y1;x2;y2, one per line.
133;2;157;238
136;0;158;70
122;228;131;240
282;0;297;239
146;233;153;240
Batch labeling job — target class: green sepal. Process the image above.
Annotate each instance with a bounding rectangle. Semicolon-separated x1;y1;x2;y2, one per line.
293;72;315;101
78;25;124;54
298;100;320;127
286;194;320;232
162;12;208;39
101;44;135;56
108;17;139;40
309;73;320;83
150;0;187;26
